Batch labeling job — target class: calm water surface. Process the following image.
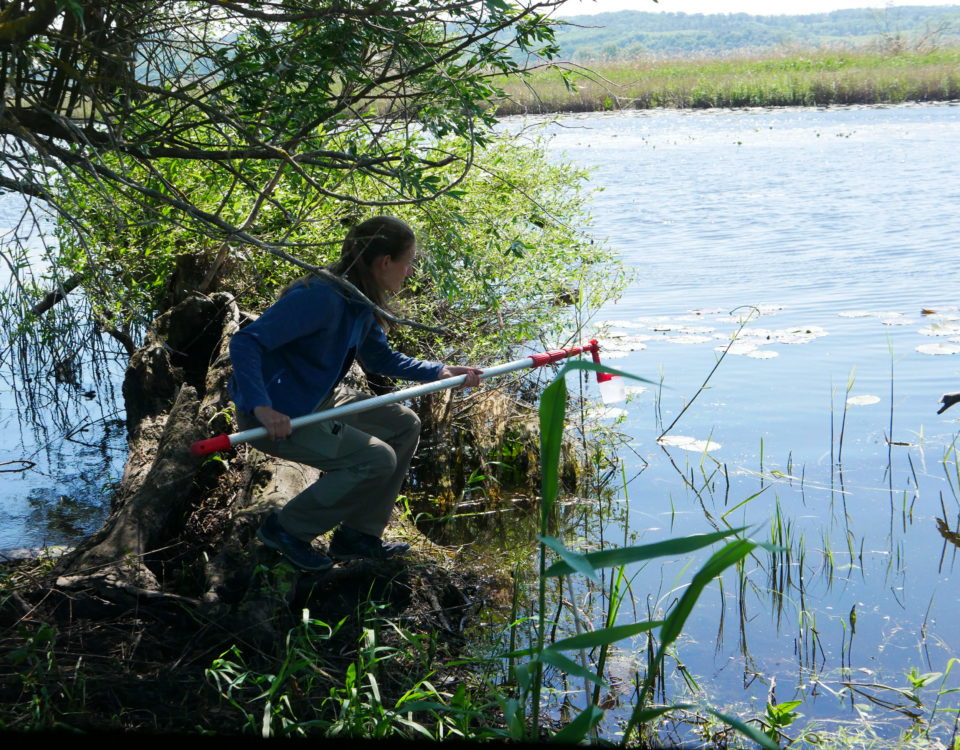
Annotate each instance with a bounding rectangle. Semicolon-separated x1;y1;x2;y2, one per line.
0;197;125;553
522;104;960;738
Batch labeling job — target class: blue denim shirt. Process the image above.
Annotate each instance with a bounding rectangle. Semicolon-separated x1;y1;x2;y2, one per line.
228;278;443;418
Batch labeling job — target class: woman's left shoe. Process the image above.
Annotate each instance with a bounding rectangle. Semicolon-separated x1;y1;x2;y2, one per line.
329;525;410;561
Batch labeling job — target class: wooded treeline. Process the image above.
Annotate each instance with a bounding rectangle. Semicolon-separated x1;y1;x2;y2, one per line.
554;5;960;60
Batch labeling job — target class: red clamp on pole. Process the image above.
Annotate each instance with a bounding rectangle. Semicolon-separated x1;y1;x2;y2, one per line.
590;338;611;384
530;347;569;367
530;342;598;367
590;338;626;403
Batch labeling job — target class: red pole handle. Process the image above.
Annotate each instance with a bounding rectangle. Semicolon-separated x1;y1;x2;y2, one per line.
191;433;232;456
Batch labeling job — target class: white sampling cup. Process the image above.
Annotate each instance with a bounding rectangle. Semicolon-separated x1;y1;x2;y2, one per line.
598;373;626;404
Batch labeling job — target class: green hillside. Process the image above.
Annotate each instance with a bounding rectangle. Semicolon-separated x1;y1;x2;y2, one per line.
554;5;960;59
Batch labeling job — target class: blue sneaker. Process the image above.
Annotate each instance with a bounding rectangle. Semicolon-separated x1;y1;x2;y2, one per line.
329;525;410;561
257;512;333;572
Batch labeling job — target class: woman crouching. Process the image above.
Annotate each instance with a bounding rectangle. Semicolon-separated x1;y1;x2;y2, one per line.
228;216;481;571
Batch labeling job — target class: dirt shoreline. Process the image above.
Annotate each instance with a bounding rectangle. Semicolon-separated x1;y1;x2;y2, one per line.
0;531;507;733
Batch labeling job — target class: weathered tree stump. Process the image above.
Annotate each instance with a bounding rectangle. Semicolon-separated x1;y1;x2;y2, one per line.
55;292;271;613
48;291;476;646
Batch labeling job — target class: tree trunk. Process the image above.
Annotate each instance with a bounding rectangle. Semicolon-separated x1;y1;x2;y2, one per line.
49;291;471;644
55;292;262;602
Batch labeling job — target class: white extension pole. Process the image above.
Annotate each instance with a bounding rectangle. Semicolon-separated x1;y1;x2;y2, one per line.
190;341;602;456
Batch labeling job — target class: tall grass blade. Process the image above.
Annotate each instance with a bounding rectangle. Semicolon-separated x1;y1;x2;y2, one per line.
720;488;770;521
547;621;662;651
533;359;652;738
660;539;760;645
540;360;653;526
623;538;771;744
539;373;569;526
707;708;781;750
548;705;605;744
544;527;749;577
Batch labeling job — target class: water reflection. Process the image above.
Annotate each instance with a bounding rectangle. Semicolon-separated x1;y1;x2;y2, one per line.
0;193;127;554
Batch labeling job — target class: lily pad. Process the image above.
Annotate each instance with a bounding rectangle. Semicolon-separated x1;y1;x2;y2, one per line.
738;327;776;339
755;304;783;315
676;325;715;334
715;340;758;355
847;395;881;406
746;349;779;359
916;342;960;355
918;323;960;337
689;308;727;316
602;335;648;355
666;334;713;344
773;327;828;344
658;435;721;452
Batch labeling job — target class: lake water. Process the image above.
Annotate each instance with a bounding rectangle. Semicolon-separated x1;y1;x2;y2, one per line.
519;104;960;741
0;197;126;554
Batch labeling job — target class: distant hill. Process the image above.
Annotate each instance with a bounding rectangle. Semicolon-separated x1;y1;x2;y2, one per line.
552;5;960;59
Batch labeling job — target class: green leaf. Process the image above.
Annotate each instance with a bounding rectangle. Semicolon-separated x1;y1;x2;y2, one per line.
544;527;749;577
708;708;781;750
767;699;803;720
660;539;758;648
548;705;604;744
538;535;600;582
538;369;568;522
548;620;661;651
629;703;694;725
537;649;607;687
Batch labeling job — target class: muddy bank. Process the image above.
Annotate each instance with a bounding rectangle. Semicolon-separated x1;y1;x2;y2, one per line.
0;548;505;733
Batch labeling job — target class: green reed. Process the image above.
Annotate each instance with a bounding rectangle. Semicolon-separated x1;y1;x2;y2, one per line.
500;358;780;747
497;47;960;115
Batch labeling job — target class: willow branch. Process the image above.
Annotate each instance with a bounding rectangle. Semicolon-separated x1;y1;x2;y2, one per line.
42;139;448;336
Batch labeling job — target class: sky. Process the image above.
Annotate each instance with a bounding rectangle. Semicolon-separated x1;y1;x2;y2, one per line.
558;0;960;16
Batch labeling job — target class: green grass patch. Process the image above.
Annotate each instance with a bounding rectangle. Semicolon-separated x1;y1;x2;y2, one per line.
497;46;960;113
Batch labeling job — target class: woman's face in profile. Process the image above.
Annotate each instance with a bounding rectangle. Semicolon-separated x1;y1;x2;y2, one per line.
373;245;416;294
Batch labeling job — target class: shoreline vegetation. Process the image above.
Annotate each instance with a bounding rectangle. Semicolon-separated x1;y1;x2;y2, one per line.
496;46;960;114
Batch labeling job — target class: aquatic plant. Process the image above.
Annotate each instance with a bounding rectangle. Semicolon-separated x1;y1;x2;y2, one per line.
491;358;780;747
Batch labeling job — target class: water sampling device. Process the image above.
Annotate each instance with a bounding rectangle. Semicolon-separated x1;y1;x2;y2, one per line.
189;339;623;456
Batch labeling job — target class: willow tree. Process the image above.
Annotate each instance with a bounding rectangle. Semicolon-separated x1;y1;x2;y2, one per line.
0;1;619;626
1;1;564;287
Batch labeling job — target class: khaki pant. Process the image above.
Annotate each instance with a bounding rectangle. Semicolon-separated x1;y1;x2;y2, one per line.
237;386;421;542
